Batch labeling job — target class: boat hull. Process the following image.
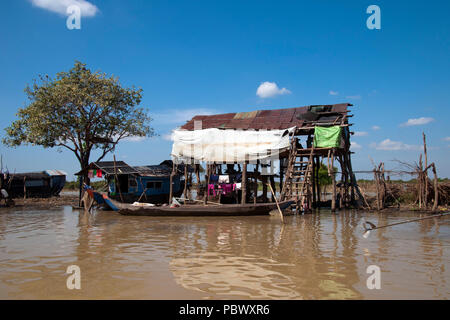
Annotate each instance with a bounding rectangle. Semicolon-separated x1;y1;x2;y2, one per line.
118;201;294;217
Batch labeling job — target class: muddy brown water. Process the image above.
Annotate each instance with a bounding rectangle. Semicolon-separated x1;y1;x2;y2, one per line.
0;205;448;299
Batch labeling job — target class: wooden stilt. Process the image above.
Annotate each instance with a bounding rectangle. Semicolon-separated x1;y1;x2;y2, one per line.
241;162;247;204
423;133;428;208
183;163;188;199
270;175;276;202
204;164;210;205
262;175;268;202
113;155;124;203
315;156;321;207
432;163;438;212
169;161;175;205
331;151;336;212
195;164;200;200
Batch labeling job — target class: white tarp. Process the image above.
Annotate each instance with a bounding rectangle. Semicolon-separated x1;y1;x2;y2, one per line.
170;127;295;163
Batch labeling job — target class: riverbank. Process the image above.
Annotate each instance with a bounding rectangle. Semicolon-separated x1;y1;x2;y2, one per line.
2;192;79;209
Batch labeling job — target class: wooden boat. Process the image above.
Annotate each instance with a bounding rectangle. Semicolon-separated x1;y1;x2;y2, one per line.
86;188;294;216
118;200;294;216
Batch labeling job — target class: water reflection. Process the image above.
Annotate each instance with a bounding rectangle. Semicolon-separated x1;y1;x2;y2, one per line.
0;206;449;299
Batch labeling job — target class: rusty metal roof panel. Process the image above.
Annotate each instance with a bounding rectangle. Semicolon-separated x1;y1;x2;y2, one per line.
179;104;350;131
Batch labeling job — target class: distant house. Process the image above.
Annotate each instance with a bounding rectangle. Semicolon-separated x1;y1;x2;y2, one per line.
0;170;67;198
76;160;191;204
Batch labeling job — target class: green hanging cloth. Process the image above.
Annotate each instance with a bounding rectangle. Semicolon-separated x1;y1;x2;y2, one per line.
313;126;342;148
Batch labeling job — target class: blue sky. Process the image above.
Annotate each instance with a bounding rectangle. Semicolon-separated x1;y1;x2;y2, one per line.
0;0;449;180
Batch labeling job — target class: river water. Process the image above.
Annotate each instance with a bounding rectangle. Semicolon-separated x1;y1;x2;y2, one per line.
0;205;448;299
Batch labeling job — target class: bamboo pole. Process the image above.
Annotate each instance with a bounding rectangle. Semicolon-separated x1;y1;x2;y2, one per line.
374;168;380;211
423;132;428;208
270;175;276;203
315;156;321;206
268;182;284;224
183;163;188;199
241;162;247;204
113;155;124;203
331;152;336;212
432;163;438;212
204;164;210;205
195;164;200;200
169;161;175;205
254;162;259;204
418;154;423;208
311;157;317;205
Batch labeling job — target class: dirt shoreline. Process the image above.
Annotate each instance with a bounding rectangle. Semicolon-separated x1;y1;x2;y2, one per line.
2;193;79;209
1;193;447;213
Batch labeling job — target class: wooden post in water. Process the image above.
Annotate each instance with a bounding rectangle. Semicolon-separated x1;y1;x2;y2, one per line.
311;156;316;207
169;161;175;205
423;132;428;208
204;164;210;205
270;175;276;203
241;162;247;205
315;156;321;206
23;176;26;200
195;164;200;200
183;163;188;200
253;163;258;204
113;155;124;203
432;163;438;212
331;151;336;212
373;167;380;211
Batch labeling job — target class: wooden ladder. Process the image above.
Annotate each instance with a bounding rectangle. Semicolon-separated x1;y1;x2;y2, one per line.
280;138;315;212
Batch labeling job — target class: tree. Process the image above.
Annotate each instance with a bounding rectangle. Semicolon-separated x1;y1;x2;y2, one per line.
318;163;337;195
3;61;154;183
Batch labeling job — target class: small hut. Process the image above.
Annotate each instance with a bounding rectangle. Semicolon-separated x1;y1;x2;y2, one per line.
75;160;192;204
170;103;361;212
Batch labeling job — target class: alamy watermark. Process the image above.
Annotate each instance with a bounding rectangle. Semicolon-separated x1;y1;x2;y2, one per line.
366;5;381;30
66;5;81;30
366;265;381;290
66;265;81;289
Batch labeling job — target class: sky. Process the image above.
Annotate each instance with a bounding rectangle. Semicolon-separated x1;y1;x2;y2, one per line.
0;0;449;180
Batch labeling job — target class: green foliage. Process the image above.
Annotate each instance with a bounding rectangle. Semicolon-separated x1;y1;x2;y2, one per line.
3;61;154;175
318;163;337;186
64;179;107;190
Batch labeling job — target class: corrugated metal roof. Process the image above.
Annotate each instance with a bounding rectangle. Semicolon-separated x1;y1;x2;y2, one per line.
179;103;352;131
134;165;172;177
91;161;139;175
45;170;67;176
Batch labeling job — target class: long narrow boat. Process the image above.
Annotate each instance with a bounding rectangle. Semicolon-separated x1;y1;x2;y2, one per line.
108;200;293;217
118;201;294;216
91;190;294;216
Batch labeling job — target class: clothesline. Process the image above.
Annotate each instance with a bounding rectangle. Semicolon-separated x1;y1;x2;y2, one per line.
87;169;103;179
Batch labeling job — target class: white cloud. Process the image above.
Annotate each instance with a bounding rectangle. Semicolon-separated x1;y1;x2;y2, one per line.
256;82;291;98
354;131;368;137
372;125;380;130
329;90;338;95
401;117;434;127
30;0;99;17
370;139;421;151
351;141;362;149
153;108;217;124
162;133;173;141
345;95;361;100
